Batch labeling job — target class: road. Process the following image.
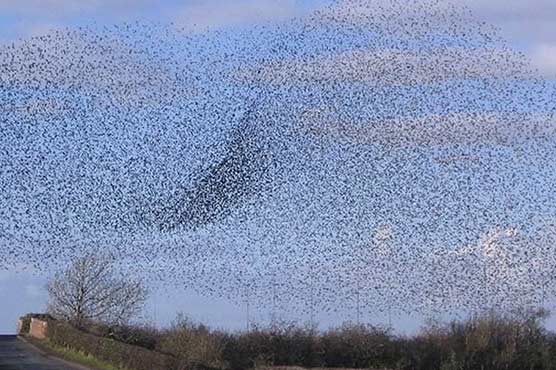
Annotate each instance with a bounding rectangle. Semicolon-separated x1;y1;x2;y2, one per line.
0;335;85;370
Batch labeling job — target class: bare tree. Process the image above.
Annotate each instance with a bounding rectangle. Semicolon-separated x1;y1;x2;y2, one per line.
47;253;147;327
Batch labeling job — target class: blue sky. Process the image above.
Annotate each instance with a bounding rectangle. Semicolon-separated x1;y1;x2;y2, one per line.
0;0;554;74
1;0;556;335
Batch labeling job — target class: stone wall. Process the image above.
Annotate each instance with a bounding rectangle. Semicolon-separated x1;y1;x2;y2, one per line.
29;318;48;339
16;319;23;335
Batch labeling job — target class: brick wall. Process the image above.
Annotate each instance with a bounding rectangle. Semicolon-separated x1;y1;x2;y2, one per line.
29;318;48;339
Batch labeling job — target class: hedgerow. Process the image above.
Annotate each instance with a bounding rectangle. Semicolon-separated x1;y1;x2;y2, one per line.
46;319;178;370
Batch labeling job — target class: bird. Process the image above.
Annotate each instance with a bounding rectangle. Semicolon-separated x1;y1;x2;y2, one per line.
0;0;556;328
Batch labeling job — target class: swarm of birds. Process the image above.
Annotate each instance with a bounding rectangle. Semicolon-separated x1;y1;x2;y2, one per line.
1;0;556;325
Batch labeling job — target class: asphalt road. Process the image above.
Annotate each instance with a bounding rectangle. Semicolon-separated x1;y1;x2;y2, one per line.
0;335;84;370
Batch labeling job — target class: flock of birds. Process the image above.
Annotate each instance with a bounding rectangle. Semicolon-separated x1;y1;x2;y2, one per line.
1;0;556;326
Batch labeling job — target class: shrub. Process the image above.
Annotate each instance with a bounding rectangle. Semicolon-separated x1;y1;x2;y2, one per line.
219;321;322;370
46;319;178;370
85;321;161;350
320;322;397;369
158;314;224;370
401;308;556;370
20;308;556;370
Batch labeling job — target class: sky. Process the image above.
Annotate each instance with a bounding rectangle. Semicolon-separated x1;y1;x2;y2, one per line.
1;0;556;335
0;0;554;74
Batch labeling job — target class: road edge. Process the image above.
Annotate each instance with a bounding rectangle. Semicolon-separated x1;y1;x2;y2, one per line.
17;335;94;370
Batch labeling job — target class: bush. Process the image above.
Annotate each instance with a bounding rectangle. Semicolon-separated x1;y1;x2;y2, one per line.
158;314;224;370
46;319;178;370
20;308;556;370
398;309;556;370
219;321;322;370
319;323;397;369
85;321;161;350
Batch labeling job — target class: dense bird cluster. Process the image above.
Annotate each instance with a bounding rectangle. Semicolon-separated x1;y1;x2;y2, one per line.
1;0;556;326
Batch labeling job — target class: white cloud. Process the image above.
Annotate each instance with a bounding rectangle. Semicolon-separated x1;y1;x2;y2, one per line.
419;222;556;311
461;0;556;20
441;1;556;77
1;0;555;54
301;112;556;148
363;0;556;46
242;46;531;86
320;0;556;79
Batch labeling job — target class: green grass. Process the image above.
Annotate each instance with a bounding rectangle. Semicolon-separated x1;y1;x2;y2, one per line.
33;338;130;370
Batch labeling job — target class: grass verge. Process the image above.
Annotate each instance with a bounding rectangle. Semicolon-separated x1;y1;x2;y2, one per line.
26;336;129;370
